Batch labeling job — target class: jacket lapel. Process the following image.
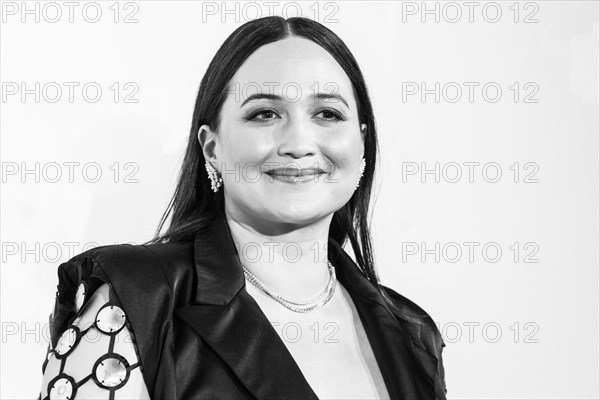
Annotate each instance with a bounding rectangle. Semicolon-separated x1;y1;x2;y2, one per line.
174;214;436;400
329;238;438;399
175;292;319;399
174;215;318;399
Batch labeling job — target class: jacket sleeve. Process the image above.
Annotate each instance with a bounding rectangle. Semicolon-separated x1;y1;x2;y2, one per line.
41;244;177;399
380;285;448;399
46;245;114;351
39;280;150;400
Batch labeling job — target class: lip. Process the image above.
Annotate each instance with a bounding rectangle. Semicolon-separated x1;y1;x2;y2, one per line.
265;168;326;177
264;168;326;184
266;173;324;184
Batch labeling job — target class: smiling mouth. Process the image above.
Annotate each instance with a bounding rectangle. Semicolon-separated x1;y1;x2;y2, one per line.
266;172;325;178
265;169;326;177
264;170;326;183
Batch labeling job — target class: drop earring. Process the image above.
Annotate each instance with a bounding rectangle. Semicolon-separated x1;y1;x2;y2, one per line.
355;158;366;190
205;161;223;193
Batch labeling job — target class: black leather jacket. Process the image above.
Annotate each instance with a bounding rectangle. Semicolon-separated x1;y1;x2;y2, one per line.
46;215;447;399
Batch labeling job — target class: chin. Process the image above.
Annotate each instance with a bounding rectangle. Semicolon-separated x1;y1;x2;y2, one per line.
254;188;352;221
264;205;326;224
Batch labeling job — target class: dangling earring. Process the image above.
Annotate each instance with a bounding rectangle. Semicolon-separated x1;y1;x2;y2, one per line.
205;161;223;193
355;158;366;190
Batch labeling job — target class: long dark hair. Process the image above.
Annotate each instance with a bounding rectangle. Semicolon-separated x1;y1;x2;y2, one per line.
145;16;395;303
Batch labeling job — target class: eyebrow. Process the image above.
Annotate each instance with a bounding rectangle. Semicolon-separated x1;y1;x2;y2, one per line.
240;92;349;109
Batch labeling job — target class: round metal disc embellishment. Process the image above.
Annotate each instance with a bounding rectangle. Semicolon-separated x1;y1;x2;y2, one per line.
75;281;87;312
54;327;80;358
93;354;130;389
95;304;126;334
48;374;77;400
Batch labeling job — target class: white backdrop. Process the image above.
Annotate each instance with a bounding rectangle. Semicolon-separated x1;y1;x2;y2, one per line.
1;1;598;399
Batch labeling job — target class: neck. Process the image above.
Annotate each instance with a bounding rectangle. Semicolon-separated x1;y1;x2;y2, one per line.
225;212;333;300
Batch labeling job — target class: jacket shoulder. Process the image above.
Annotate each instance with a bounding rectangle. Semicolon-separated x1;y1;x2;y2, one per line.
381;285;435;325
52;242;193;335
62;242;195;296
380;285;443;346
380;285;448;398
71;241;194;282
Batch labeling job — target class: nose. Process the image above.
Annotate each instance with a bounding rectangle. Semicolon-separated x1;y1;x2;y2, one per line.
276;113;318;159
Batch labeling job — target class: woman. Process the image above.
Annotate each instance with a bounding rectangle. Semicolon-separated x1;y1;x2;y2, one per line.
38;16;447;400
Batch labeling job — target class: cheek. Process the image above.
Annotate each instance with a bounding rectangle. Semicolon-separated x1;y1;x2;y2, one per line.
219;130;264;162
324;136;363;169
218;132;271;184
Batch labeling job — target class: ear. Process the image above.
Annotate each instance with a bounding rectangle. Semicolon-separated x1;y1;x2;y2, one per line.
198;124;218;169
360;123;367;157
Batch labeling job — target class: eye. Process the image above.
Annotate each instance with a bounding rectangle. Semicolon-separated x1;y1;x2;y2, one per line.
246;109;280;122
315;109;346;122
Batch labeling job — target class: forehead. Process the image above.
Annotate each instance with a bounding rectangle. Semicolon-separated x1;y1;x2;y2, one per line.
229;37;354;104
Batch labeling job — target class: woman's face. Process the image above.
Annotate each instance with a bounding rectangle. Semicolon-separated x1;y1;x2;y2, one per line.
199;36;365;229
